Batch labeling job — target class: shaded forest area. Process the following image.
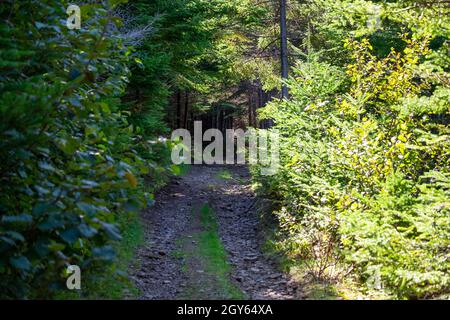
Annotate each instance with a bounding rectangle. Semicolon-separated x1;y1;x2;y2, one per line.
0;0;449;300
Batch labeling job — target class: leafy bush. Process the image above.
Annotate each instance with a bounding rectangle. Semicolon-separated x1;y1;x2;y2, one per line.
0;1;153;298
255;35;450;298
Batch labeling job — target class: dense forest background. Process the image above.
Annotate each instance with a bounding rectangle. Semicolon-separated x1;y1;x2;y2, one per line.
0;0;449;299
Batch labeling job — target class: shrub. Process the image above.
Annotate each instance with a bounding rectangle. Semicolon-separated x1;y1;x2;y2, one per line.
0;0;151;298
255;35;450;298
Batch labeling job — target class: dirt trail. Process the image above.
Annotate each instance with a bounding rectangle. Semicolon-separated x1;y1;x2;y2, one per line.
130;165;299;299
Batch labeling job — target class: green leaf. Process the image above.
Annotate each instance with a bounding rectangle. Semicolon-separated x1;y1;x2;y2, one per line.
1;236;16;246
2;214;32;224
170;164;181;176
78;224;98;238
10;256;32;271
48;242;66;252
5;231;25;242
38;215;65;231
38;161;56;172
32;202;51;216
60;228;80;244
92;245;116;261
58;137;78;155
34;240;50;257
76;202;97;216
67;97;82;107
35;22;47;29
100;222;122;241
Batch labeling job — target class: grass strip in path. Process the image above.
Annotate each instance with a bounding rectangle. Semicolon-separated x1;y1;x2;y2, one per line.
176;203;244;299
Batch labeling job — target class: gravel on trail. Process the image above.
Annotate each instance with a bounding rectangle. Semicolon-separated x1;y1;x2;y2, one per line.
130;165;300;300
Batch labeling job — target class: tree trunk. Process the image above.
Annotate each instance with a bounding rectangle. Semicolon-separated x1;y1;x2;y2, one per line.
280;0;289;100
184;91;189;129
176;91;182;128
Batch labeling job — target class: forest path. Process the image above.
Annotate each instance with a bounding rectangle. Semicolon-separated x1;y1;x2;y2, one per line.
130;165;299;299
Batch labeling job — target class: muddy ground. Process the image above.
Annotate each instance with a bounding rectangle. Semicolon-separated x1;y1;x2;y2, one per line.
130;165;301;300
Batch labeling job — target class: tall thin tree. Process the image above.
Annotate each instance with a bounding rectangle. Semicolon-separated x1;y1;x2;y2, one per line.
280;0;289;99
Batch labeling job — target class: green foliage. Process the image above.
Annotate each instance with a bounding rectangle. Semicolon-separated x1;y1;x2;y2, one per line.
124;0;251;129
54;210;144;299
0;0;153;298
216;169;233;181
255;27;449;298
